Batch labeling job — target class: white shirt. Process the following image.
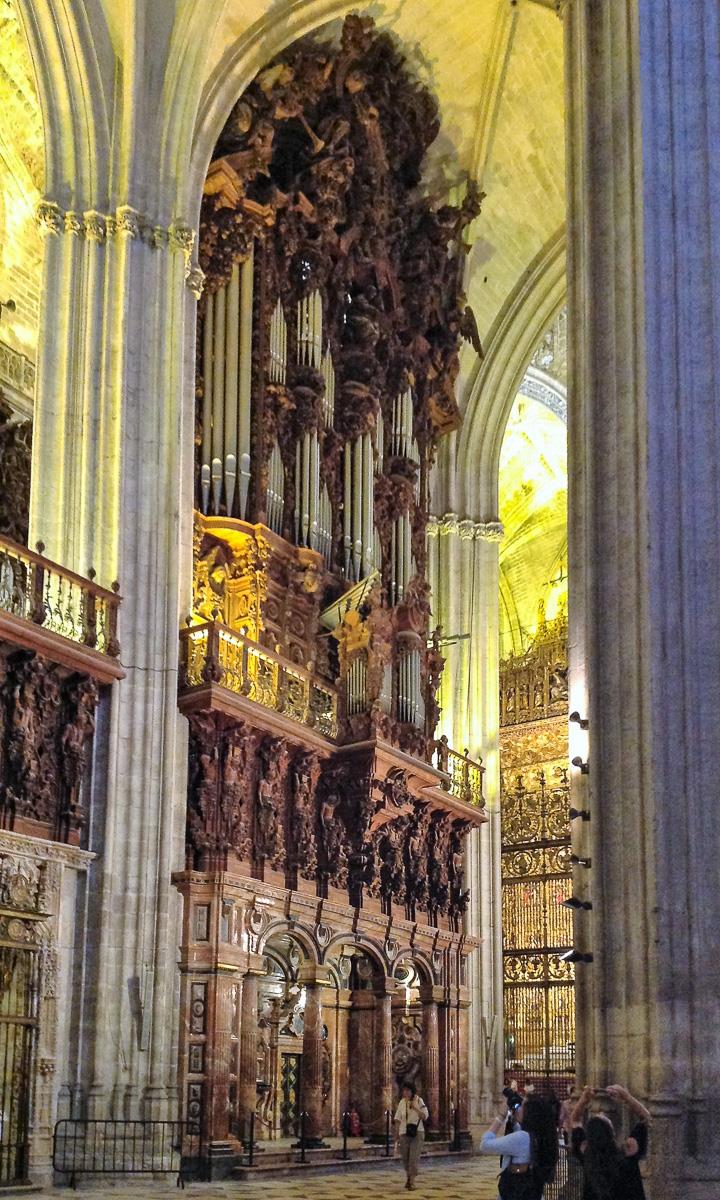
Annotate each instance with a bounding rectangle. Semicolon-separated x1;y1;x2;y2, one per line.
394;1096;429;1135
480;1127;531;1171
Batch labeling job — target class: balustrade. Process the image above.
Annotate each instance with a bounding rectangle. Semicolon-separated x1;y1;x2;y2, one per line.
179;620;338;739
0;535;120;659
434;737;485;808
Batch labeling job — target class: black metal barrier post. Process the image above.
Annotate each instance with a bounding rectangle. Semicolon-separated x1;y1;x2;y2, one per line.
384;1108;391;1157
247;1112;256;1168
342;1111;349;1160
300;1110;307;1163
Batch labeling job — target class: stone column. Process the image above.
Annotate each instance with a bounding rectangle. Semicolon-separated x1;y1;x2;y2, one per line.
297;965;331;1148
31;204;198;1120
419;985;443;1138
565;2;720;1195
427;518;504;1131
370;978;396;1142
237;972;259;1137
348;990;375;1134
335;988;353;1130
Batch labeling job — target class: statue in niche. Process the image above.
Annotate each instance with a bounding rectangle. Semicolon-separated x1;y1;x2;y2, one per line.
291;751;318;876
59;677;98;836
256;747;284;864
549;663;568;703
318;784;348;885
392;1017;422;1089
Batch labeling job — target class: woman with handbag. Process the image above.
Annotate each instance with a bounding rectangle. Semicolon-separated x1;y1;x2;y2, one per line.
480;1094;559;1199
393;1082;429;1191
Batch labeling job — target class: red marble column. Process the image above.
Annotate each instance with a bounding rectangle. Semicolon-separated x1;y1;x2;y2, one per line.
420;985;444;1139
237;972;259;1137
348;990;375;1133
371;978;396;1141
298;966;331;1147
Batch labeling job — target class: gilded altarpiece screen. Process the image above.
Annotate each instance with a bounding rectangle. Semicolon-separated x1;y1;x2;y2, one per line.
500;623;574;1095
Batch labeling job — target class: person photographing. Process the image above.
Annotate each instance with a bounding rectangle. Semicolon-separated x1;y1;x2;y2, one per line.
570;1083;651;1200
480;1088;558;1199
394;1082;429;1191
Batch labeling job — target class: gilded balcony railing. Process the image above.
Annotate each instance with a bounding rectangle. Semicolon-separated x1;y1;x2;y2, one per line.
434;736;485;808
179;620;338;740
0;536;120;657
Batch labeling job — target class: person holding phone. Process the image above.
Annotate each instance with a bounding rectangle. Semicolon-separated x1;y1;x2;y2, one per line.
394;1082;429;1191
570;1084;651;1200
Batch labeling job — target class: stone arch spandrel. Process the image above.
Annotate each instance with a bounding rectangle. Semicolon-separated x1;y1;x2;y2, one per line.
456;227;566;520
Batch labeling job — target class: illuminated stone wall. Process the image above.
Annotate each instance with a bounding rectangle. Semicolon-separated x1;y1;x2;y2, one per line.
0;0;43;409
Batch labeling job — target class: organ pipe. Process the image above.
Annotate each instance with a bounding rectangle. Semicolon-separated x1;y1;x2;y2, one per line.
322;349;335;427
201;292;214;511
266;442;284;534
224;263;240;515
362;432;373;576
343;447;352;576
297;289;323;368
200;246;257;518
212;285;226;485
238;249;255;519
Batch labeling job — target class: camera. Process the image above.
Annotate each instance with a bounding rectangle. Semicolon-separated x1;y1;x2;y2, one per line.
503;1086;523;1112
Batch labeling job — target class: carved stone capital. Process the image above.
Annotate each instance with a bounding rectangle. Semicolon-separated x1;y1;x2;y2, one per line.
185;262;205;299
83;210;108;242
64;211;84;238
115;205;142;239
35;200;64;237
169;222;195;256
429;513;504;542
477;520;504;542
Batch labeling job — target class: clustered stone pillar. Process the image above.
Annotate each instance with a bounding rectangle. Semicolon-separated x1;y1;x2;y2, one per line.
420;985;442;1136
298;965;331;1148
565;2;720;1196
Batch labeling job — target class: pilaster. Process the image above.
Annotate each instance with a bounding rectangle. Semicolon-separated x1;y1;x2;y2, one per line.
427;514;503;1127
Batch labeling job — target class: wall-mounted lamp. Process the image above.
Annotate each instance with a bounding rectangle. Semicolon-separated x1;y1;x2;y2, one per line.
568;807;591;822
569;711;589;730
571;756;589;774
560;949;594;964
562;897;593;911
0;298;16;321
570;854;592;868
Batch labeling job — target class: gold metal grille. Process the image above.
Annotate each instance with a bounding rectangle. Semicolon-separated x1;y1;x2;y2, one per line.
501;767;574;1090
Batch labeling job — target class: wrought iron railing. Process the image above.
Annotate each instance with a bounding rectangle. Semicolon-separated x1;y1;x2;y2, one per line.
0;537;120;657
434;736;485;808
179;620;338;739
53;1119;202;1188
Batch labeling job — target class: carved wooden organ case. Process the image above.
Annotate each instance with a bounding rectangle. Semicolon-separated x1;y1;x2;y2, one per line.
187;16;484;922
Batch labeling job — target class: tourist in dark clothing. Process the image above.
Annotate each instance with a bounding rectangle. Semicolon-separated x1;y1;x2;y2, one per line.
570;1084;650;1200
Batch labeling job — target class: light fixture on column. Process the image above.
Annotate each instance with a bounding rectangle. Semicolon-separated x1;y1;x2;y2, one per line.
0;298;15;321
569;711;589;730
570;854;592;868
571;755;589;774
568;807;591;821
562;897;592;910
560;949;594;964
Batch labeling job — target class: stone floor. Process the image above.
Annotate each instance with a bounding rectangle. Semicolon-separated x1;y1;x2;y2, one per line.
37;1156;501;1198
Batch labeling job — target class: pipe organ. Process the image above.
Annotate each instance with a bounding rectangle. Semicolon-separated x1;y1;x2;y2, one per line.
196;12;481;757
179;19;489;1163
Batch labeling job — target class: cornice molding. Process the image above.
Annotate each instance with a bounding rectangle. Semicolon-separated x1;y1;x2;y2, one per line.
427;514;505;542
0;827;94;871
34;201;204;295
